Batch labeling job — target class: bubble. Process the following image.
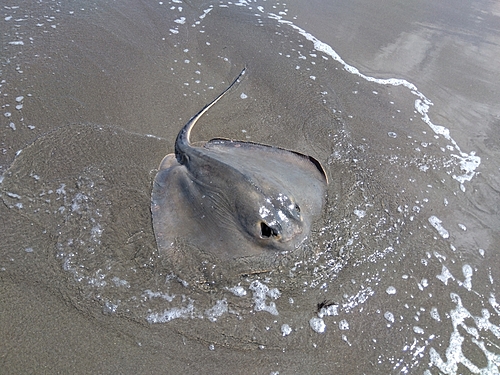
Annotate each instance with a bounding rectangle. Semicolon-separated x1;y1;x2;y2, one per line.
386;286;396;295
384;311;395;323
281;324;292;336
309;317;326;333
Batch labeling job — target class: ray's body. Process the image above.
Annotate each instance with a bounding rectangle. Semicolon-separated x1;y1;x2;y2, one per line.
151;68;327;260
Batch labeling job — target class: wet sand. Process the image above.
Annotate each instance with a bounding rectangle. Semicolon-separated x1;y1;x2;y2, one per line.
1;0;499;374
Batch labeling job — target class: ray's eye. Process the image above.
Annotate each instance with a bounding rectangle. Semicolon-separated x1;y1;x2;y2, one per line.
295;204;300;213
260;222;279;238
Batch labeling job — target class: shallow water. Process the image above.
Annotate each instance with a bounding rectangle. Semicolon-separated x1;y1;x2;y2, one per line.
1;0;499;373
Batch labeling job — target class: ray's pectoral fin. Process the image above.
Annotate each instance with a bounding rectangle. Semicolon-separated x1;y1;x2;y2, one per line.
201;138;328;250
205;137;328;184
152;152;188;254
158;153;178;170
151;157;184;253
152;154;247;259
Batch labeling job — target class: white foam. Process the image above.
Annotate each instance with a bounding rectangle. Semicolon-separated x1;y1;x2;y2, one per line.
111;277;129;288
353;209;366;218
199;8;212;19
339;319;349;330
342;286;375;312
436;265;455;285
281;323;292;336
249;280;281;315
205;299;228;322
6;192;21;199
143;289;175;302
90;223;102;243
227;285;247;297
388;132;397;138
413;326;424;334
430;307;441;322
384;311;395;324
103;300;118;314
342;334;352;346
429;292;500;373
317;304;339;318
428;216;449;239
459;264;473;291
147;299;195;323
386;286;397;295
309;317;326;333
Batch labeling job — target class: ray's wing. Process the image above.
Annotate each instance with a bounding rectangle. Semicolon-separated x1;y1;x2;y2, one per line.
203;138;327;215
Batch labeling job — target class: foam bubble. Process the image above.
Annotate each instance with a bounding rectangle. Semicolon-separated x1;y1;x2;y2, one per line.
339;319;349;330
386;286;396;295
436;265;455;285
205;299;228;322
281;324;292;336
249;280;280;315
309;317;326;333
384;311;395;323
227;285;247;297
413;326;424;334
428;216;449;239
147;299;195;323
430;307;441;322
354;209;366;218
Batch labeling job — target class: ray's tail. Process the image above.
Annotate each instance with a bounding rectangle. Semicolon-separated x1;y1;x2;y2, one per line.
175;67;246;163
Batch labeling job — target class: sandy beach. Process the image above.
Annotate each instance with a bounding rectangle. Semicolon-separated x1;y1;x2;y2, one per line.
1;0;499;373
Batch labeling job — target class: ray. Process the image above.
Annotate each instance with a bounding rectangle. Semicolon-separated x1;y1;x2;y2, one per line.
151;68;327;260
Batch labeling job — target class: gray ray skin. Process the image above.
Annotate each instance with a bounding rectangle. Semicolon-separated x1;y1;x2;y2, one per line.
151;68;327;260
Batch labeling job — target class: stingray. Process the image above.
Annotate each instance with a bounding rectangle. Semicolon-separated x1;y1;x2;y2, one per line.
151;68;328;260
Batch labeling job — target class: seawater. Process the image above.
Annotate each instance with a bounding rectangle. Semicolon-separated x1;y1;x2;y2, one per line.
1;0;498;373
